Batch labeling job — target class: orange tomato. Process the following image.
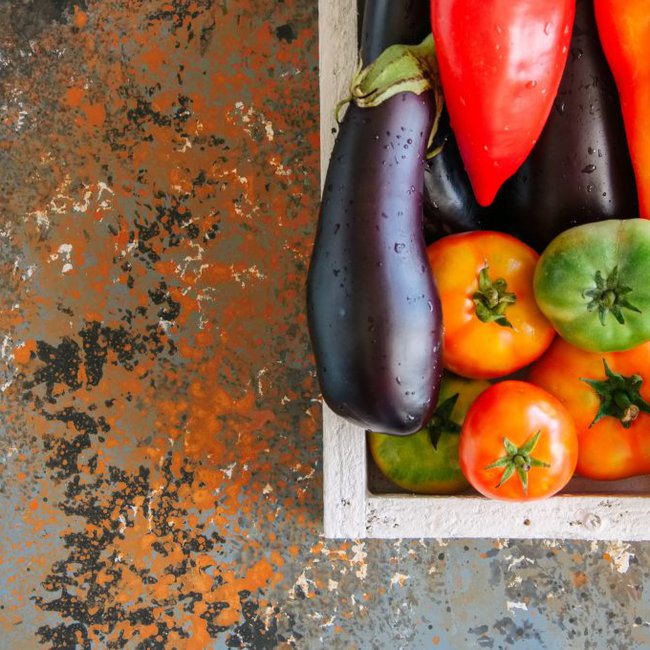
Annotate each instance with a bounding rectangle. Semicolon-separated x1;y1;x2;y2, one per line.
459;381;578;501
427;231;555;379
529;338;650;480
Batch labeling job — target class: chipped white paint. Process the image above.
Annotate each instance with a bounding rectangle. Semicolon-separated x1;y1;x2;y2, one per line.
390;573;409;587
507;601;529;613
291;569;316;598
320;0;650;541
604;541;634;573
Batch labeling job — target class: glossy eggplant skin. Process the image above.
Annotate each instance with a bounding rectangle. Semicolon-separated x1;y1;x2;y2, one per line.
306;0;442;435
423;108;490;243
493;0;638;252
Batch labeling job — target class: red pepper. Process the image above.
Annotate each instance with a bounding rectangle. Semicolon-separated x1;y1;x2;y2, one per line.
431;0;576;206
594;0;650;218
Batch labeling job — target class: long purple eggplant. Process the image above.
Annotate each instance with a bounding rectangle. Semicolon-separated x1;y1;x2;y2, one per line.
306;0;443;435
492;0;638;251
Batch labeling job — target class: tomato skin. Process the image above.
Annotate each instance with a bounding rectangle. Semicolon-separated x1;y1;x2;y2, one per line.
529;338;650;480
427;231;555;379
459;381;578;501
368;375;490;494
431;0;575;206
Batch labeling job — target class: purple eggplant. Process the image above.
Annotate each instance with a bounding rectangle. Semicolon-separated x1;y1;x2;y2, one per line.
306;0;442;435
423;107;491;242
493;0;638;251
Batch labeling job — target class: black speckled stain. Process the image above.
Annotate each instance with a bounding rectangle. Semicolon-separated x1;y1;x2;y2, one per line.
7;0;87;40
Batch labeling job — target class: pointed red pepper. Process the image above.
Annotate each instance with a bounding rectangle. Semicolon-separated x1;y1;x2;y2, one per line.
431;0;576;206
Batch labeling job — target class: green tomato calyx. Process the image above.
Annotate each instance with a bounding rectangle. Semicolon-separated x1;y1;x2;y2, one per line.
484;430;550;495
427;393;461;449
583;266;641;326
473;263;517;328
581;359;650;429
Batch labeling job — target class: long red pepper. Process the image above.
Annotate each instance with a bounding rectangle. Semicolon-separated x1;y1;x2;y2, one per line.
595;0;650;218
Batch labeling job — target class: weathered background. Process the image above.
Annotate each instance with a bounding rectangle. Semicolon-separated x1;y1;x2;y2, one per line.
0;1;649;648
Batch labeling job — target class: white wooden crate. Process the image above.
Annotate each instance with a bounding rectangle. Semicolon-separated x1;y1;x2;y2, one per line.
319;0;650;540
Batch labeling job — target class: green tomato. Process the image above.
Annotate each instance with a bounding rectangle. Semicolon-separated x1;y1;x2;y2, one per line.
534;219;650;352
368;375;490;495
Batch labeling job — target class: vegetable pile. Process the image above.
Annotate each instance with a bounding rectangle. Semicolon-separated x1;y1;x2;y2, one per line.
307;0;650;501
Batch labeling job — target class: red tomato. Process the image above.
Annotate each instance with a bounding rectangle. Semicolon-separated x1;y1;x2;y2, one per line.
431;0;575;205
529;338;650;480
459;381;578;501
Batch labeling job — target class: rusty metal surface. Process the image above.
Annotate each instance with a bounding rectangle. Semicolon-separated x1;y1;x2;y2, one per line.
0;1;649;648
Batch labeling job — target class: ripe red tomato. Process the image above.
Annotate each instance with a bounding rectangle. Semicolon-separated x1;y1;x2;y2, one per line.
529;338;650;480
459;381;578;501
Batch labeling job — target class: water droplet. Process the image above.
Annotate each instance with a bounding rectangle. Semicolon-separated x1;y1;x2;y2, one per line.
427;300;434;312
332;268;340;276
376;261;383;268
544;21;552;35
495;24;503;34
526;80;537;89
587;184;595;193
395;376;402;385
582;164;597;173
338;308;346;317
588;146;594;155
394;243;406;253
407;138;413;145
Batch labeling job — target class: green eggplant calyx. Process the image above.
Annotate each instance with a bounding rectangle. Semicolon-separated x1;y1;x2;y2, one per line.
581;359;650;429
472;263;516;328
427;393;461;450
583;266;641;326
335;34;444;156
484;431;550;495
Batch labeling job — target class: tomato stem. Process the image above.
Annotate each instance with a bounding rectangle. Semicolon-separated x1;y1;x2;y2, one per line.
484;430;550;494
427;393;461;449
581;359;650;428
583;266;641;326
472;263;516;328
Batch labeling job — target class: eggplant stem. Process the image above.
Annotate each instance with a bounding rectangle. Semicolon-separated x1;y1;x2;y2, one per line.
334;34;444;151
